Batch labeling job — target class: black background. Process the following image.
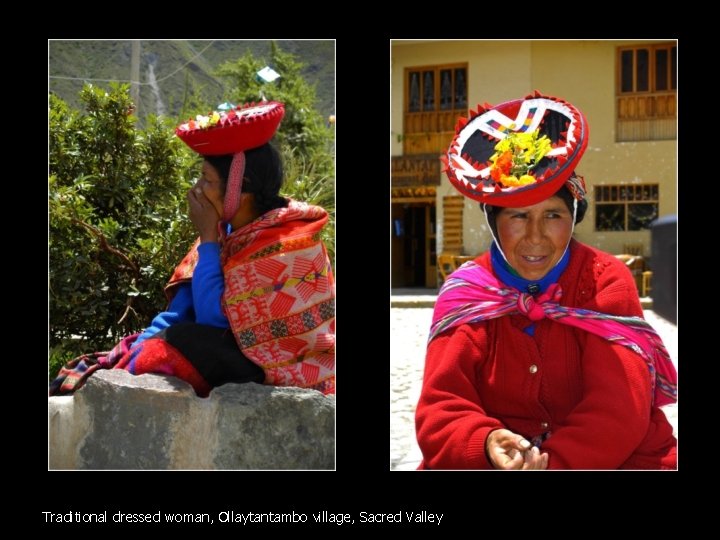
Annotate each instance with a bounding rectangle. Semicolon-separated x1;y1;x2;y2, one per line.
36;28;691;530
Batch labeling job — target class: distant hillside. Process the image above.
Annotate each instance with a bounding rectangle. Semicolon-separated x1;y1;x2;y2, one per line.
49;40;334;121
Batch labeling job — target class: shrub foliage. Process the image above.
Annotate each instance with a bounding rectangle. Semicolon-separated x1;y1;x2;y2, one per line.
50;84;196;361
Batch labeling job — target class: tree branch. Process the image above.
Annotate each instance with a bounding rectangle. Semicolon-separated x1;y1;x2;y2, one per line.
71;217;145;326
70;217;140;278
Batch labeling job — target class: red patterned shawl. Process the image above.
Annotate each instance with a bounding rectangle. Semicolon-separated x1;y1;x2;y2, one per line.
166;200;335;394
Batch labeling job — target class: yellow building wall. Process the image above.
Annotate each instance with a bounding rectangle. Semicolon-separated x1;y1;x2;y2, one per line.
391;40;677;259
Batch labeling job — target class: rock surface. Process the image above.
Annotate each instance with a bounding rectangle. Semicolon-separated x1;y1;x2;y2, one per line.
49;370;335;470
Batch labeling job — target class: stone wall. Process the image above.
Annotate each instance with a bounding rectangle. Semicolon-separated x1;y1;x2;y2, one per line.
49;370;335;469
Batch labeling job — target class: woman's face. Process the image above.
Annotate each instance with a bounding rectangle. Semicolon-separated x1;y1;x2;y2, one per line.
197;160;225;217
495;195;574;281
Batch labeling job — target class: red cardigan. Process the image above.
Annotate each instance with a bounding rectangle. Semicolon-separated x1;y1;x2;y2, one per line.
416;240;677;469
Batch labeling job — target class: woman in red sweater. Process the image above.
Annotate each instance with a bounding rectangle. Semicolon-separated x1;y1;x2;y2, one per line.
416;92;677;469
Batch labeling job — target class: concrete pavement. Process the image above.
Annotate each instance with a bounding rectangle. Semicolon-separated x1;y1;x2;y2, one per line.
390;296;678;471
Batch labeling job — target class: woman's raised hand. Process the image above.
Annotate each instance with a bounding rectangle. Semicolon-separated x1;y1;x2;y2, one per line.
486;428;548;470
188;187;220;243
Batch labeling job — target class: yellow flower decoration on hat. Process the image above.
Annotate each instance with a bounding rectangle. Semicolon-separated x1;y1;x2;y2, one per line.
489;129;552;188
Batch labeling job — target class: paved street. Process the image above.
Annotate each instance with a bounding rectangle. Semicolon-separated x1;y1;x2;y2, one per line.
390;305;678;470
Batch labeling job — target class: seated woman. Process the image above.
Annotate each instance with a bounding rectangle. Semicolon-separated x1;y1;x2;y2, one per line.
415;92;676;469
50;102;335;397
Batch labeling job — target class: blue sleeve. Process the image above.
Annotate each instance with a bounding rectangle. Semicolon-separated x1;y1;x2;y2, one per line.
192;242;229;328
133;283;194;347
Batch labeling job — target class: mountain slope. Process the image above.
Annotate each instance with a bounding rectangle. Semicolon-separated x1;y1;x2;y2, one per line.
49;40;335;120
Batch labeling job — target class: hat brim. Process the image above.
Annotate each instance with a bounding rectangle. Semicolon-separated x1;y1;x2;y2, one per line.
444;93;588;207
176;101;285;156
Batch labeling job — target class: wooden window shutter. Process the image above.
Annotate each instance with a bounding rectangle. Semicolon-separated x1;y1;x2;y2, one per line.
443;196;464;254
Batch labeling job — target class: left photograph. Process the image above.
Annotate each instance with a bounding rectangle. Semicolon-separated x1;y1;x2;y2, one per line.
49;40;335;469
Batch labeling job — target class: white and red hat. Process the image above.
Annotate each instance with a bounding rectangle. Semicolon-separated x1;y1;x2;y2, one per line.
176;101;284;156
443;91;588;207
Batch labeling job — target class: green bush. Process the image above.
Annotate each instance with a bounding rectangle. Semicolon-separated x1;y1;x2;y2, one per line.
50;83;197;360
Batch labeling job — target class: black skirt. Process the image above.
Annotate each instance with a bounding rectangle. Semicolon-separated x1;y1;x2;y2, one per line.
152;322;265;387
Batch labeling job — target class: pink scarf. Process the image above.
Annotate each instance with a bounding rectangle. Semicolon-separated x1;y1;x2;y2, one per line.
430;262;677;407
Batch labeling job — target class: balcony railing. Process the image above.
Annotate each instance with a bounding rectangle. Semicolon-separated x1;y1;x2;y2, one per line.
616;92;676;141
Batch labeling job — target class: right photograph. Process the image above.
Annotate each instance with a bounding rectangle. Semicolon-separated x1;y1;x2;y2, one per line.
390;39;677;470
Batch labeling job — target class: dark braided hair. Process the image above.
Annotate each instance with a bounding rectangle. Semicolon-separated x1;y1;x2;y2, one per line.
205;143;288;215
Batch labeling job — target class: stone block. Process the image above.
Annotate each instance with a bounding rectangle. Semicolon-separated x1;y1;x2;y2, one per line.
48;370;335;469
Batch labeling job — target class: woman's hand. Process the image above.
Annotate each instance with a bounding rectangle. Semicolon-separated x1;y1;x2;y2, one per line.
188;187;220;243
486;429;548;470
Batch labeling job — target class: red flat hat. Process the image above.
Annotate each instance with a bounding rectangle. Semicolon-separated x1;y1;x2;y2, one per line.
443;91;588;207
176;101;285;156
